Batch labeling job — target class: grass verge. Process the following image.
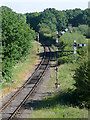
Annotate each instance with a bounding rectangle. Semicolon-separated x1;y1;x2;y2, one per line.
30;63;88;118
1;41;42;97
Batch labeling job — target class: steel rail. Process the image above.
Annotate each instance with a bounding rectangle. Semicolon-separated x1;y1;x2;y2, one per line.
1;46;51;120
0;47;45;112
8;47;51;120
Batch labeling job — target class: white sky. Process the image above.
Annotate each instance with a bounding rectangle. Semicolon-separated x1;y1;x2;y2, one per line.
0;0;89;13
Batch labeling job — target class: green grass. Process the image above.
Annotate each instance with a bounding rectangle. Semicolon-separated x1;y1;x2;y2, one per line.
30;63;88;118
30;106;87;118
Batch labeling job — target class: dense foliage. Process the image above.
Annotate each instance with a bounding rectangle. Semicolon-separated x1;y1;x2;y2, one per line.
26;8;88;47
73;25;88;36
1;6;36;83
26;8;88;34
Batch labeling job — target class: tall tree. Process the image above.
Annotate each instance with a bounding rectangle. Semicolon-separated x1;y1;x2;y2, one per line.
1;6;36;81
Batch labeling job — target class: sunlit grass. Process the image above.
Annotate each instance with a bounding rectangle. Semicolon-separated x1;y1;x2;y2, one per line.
30;62;88;118
30;106;87;118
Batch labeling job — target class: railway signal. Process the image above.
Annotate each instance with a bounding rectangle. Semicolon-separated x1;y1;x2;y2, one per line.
57;28;68;38
74;40;87;54
55;29;69;88
77;44;86;47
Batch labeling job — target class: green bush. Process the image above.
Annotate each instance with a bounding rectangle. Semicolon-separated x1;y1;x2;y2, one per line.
68;54;79;63
77;47;87;56
58;54;79;65
58;56;68;65
73;59;90;108
73;25;88;37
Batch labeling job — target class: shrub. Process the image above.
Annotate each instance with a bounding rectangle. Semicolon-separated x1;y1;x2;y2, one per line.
68;54;79;63
58;56;68;65
73;59;90;108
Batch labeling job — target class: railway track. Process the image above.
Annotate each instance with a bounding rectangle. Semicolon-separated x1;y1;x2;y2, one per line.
1;46;51;120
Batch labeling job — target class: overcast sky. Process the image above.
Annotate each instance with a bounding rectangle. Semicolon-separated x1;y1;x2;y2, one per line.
0;0;89;13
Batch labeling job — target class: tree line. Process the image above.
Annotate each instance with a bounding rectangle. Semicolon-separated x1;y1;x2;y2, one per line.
0;6;36;83
25;8;88;34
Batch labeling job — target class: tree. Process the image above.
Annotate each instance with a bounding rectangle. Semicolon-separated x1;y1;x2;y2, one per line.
73;59;90;108
26;12;40;31
1;6;36;82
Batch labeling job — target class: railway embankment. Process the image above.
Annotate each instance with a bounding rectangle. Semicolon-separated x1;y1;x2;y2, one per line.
1;41;42;99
